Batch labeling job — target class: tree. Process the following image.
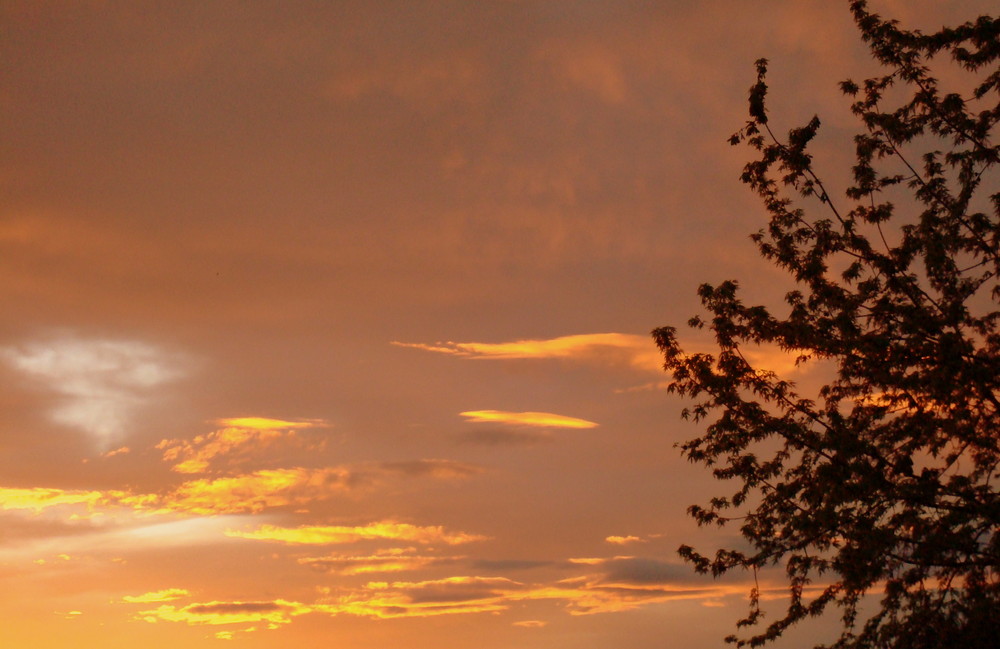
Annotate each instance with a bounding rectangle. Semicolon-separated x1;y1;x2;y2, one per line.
652;2;999;647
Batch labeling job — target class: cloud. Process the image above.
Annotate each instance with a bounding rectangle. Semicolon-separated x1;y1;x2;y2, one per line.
513;619;547;628
299;548;458;575
225;521;487;546
605;535;643;545
394;334;817;384
0;487;103;513
101;446;131;458
1;337;184;446
157;417;327;474
597;557;691;586
138;599;310;628
0;453;485;526
538;41;629;104
213;417;326;430
460;410;597;429
121;588;191;604
0;467;351;522
470;559;557;571
157;467;352;515
128;557;764;633
373;459;484;480
455;428;554;446
306;569;740;620
392;333;661;372
318;576;524;618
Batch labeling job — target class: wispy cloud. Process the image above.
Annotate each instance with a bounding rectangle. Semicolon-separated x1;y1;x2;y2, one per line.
137;599;310;628
156;468;352;515
394;333;817;384
1;336;185;447
121;588;191;604
298;548;457;575
225;521;487;546
460;410;597;429
157;417;328;474
213;417;326;430
0;486;104;513
373;459;484;480
392;333;661;372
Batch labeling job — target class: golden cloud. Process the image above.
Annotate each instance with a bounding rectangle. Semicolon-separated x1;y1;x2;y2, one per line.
318;576;523;619
513;620;547;628
121;588;191;603
214;417;326;430
605;535;643;545
157;417;327;474
0;468;351;524
0;455;481;526
460;410;597;429
225;521;487;546
310;572;739;620
156;467;351;515
138;599;310;627
0;487;103;513
373;459;484;480
392;333;662;372
299;548;456;575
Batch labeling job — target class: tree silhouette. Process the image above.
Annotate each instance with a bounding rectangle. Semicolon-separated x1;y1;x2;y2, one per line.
653;2;999;647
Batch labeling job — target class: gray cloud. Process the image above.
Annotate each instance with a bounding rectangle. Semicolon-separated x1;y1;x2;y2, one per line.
1;336;185;448
599;557;691;585
455;428;553;446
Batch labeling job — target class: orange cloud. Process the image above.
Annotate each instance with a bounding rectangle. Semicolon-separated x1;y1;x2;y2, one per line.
156;467;351;515
311;571;739;620
0;468;353;521
225;521;487;546
605;535;643;545
319;576;523;619
299;548;454;575
214;417;326;430
121;588;190;603
138;599;310;628
460;410;597;429
157;417;327;474
0;487;103;513
373;459;484;480
392;333;661;372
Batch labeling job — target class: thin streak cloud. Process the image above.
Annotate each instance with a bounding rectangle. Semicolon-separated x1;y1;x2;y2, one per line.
224;521;487;546
460;410;598;429
392;333;662;372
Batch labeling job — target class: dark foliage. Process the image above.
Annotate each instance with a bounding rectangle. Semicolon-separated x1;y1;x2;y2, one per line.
653;2;1000;647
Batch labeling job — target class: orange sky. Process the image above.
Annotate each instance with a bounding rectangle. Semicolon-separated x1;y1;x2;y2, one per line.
0;2;992;647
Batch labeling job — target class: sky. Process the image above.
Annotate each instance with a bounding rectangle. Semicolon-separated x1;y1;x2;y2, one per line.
0;2;994;648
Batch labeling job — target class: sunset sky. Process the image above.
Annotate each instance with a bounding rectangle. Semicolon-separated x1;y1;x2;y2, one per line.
1;2;993;647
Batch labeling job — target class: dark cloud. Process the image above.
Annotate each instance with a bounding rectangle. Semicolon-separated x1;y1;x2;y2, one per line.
470;559;558;571
402;578;524;605
455;428;553;446
376;459;485;479
599;557;689;585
